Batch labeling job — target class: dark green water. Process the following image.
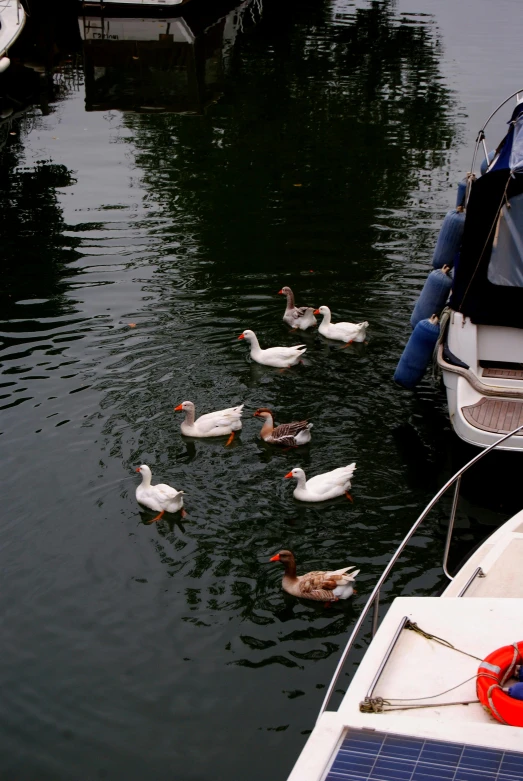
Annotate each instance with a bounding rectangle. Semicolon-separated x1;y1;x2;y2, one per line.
1;1;523;778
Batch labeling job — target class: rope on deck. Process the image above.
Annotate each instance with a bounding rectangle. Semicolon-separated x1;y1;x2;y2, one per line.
358;620;498;713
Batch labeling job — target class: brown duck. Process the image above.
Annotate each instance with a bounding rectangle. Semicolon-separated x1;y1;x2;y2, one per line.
270;550;359;602
253;408;312;447
279;286;317;331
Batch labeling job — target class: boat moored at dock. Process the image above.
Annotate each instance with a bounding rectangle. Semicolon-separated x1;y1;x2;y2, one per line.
396;92;523;452
286;426;523;780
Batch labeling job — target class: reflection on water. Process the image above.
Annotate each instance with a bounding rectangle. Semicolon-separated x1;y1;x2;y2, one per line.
80;0;263;113
0;1;520;780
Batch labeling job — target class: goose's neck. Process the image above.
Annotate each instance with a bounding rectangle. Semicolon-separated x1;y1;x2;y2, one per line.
248;334;261;351
321;309;332;325
184;406;195;425
282;558;297;579
260;414;274;437
285;290;295;309
141;472;152;488
295;472;307;489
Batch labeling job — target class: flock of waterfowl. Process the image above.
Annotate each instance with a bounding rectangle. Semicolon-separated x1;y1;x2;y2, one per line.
135;286;368;604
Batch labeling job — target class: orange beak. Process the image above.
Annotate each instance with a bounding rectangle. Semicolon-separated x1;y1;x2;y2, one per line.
284;471;293;479
253;411;259;417
174;404;183;411
238;333;245;340
270;554;280;562
135;467;141;473
313;308;320;315
277;289;284;295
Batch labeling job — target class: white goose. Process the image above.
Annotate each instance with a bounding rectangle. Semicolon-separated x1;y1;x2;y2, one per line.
314;305;368;345
135;464;185;522
238;329;306;368
174;400;243;445
285;464;356;502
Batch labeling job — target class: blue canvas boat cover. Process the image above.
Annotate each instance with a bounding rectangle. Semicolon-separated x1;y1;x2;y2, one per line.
450;102;523;328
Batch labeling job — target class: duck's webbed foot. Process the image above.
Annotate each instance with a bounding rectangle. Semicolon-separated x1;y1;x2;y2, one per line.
148;510;165;523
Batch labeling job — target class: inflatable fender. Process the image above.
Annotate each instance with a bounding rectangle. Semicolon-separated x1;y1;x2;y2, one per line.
410;267;452;329
394;316;440;390
432;208;466;269
455;178;467;208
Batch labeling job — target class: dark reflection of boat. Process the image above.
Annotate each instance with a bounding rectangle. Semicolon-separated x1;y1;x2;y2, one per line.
78;0;263;114
80;0;195;14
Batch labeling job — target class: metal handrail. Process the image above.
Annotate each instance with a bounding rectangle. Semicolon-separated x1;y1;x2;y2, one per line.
468;88;523;185
316;424;523;721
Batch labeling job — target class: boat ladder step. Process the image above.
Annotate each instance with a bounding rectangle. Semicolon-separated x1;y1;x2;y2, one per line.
483;366;523;380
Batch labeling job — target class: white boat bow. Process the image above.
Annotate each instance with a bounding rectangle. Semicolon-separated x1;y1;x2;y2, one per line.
286;427;523;780
0;0;25;73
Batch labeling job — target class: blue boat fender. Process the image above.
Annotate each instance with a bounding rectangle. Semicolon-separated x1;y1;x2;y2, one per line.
455;178;467;208
410;266;452;329
394;316;440;390
432;207;466;269
480;149;496;176
508;683;523;701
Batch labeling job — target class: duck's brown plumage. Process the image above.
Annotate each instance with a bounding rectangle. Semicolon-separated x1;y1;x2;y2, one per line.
254;408;311;447
270;550;358;602
279;286;317;330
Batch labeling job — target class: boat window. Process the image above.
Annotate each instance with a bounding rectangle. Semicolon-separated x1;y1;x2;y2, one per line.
487;191;523;286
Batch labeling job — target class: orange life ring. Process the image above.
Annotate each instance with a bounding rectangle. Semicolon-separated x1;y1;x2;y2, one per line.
477;641;523;726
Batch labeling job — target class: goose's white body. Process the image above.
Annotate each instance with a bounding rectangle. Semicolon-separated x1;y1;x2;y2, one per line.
239;330;306;368
135;465;184;514
316;305;368;343
331;571;359;599
176;401;243;438
287;464;356;502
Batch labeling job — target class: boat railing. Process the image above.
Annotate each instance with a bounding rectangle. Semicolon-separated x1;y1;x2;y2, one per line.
317;423;523;721
467;88;523;192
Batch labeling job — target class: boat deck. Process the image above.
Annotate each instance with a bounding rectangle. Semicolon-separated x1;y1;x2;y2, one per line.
443;509;523;598
288;598;523;781
461;397;523;434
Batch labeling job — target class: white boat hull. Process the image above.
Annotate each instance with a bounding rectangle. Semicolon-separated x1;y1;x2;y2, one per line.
440;311;523;451
0;0;25;66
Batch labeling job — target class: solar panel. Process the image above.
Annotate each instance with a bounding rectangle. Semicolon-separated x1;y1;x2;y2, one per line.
325;728;523;781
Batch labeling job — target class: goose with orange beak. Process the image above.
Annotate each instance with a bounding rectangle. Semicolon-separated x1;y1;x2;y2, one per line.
135;464;185;522
254;407;312;447
174;400;243;446
278;286;316;331
284;464;356;502
237;329;306;368
269;550;359;602
314;305;368;346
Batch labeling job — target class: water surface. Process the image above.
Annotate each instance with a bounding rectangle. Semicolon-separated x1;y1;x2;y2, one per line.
2;1;523;778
